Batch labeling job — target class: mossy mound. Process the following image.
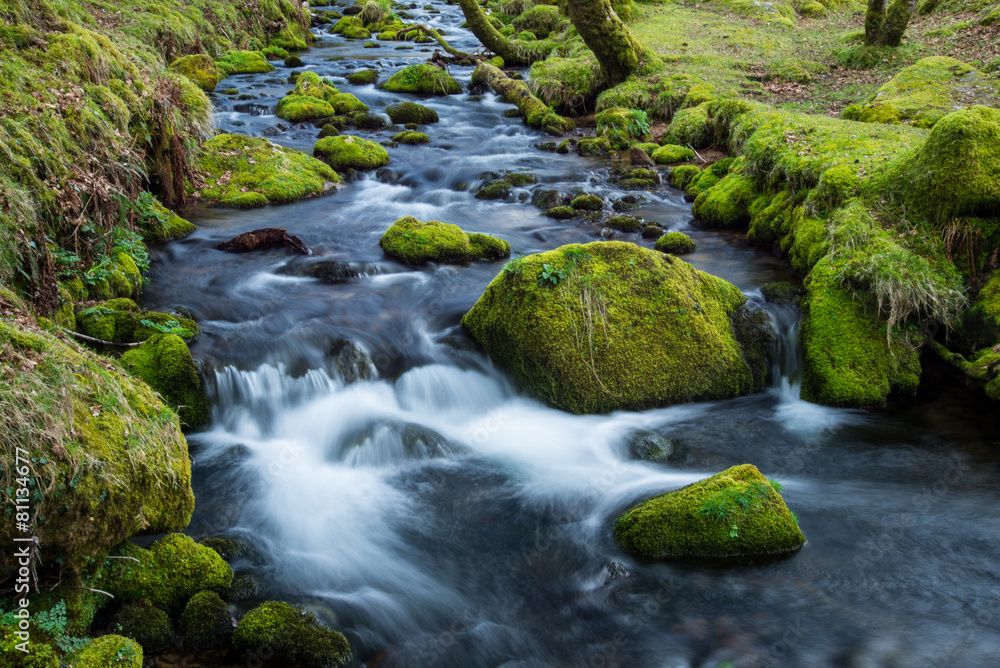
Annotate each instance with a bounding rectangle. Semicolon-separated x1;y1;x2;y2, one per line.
215;50;275;75
330;92;369;114
284;55;304;68
392;130;430;144
385;101;440;124
528;56;602;113
85;251;143;301
692;174;759;228
462;242;772;414
180;591;233;651
655;232;697;254
199;536;247;561
196;134;342;208
652;144;696;164
844;57;1000;128
169;54;223;93
346;68;379;85
545;206;577;219
669;165;702;190
1;625;58;667
232;602;350;668
0;318;194;579
71;635;142;668
760;281;801;303
102;533;233;615
476;172;539;200
577;137;611;156
596;107;648;148
604;215;644;232
77;299;198;344
276;95;336;122
615;464;805;562
353;112;387;130
121;333;210;430
379;217;510;265
318;124;340;138
112;600;174;654
224;573;260;601
141;197;196;242
382;63;462;95
313;135;391;171
290;70;340;101
571;194;604;211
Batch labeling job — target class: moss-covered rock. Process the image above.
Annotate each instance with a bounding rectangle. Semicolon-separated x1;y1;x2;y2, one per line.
169;54;223;93
284;55;304;68
596;107;648;148
121;333;210;429
111;600;174;654
476;172;539;200
571;194;604;211
615;464;805;562
692;174;759;228
318;123;340;138
232;601;350;668
223;573;260;601
385;101;440;124
663;104;711;148
669;165;702;190
0;625;58;667
604;215;644;232
77;299;198;344
577;136;611;156
313;135;391;171
102;534;233;615
346;68;379;85
199;536;247;561
141;196;196;242
379;217;510;265
197;134;342;208
847;57;1000;128
760;281;801;303
655;232;697;254
86;252;142;301
392;130;430;144
462;242;772;413
179;591;233;651
71;635;142;668
652;144;696;164
544;206;577;219
276;94;336;122
329;16;363;34
215;50;275;75
382;63;462;95
330;92;368;114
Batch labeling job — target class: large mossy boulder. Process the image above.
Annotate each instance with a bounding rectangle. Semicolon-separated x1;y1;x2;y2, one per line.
382;63;462;95
196;134;343;208
462;242;772;414
71;635;142;668
614;464;805;562
385;101;440;125
169;54;224;92
275;71;347;122
102;533;233;615
313;135;390;171
215;50;275;75
844;57;1000;128
77;298;198;344
121;333;210;430
232;601;351;668
0;319;194;580
379;217;510;265
179;591;233;651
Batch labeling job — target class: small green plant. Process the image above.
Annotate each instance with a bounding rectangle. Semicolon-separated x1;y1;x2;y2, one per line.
503;255;526;276
112;641;140;664
697;480;780;525
561;247;591;265
626;109;650;138
139;318;193;337
539;263;567;286
25;600;91;653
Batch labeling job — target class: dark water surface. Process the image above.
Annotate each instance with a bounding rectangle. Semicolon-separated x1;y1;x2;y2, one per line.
142;4;1000;666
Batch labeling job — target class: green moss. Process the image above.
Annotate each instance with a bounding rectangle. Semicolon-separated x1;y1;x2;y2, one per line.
330;16;363;34
318;124;340;138
0;626;59;668
232;601;350;668
313;135;391;171
652;144;696;164
545;206;577;219
605;215;644;232
685;170;721;199
111;600;174;654
476;172;539;199
198;536;246;560
353;112;387;130
78;299;198;343
783;206;829;273
86;252;142;301
347;68;379;85
223;573;259;601
169;55;223;93
655;232;697;254
215;50;275;75
291;71;340;102
382;63;462;95
568;194;601;211
330;92;369;114
71;635;141;668
529;56;603;113
102;534;233;615
121;333;210;430
664;104;711;148
392;130;430;144
461;242;771;414
747;189;795;245
262;46;290;60
179;591;232;651
385;101;440;124
142;197;196;242
379;217;510;265
692;174;758;228
197;134;342;207
342;25;372;39
276;95;336;122
669;165;702;190
54;283;76;330
760;281;801;303
614;464;805;561
577;137;611;156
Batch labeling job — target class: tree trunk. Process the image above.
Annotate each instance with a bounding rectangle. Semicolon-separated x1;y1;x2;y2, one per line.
864;0;886;45
471;63;574;136
456;0;552;66
865;0;917;46
565;0;646;86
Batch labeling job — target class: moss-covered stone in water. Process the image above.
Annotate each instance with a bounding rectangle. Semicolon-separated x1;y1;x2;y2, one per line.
313;135;391;171
121;333;210;430
669;165;701;190
605;215;643;232
276;94;336;122
614;464;805;561
169;54;223;93
545;206;577;219
379;217;510;265
850;57;1000;129
0;626;58;667
112;600;174;654
652;144;696;164
462;242;772;414
655;232;697;254
215;50;275;75
224;573;260;601
102;534;233;614
179;591;233;651
142;197;196;242
382;63;462;95
392;130;430;144
77;299;198;343
347;68;379;85
199;536;246;561
760;281;801;303
476;172;539;200
318;124;340;138
571;194;604;211
197;134;342;207
577;137;611;156
692;174;759;228
232;601;350;668
284;55;304;68
72;635;142;668
385;101;440;125
330;16;363;34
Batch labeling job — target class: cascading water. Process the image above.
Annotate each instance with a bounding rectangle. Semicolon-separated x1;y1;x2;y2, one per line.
144;3;1000;666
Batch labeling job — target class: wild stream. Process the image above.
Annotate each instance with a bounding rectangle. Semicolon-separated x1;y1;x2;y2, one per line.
141;3;1000;666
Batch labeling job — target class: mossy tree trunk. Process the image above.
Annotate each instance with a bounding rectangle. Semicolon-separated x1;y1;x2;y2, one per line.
471;63;574;136
865;0;918;47
565;0;646;86
456;0;552;66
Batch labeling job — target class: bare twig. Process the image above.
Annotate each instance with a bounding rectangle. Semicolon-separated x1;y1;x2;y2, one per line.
59;327;144;348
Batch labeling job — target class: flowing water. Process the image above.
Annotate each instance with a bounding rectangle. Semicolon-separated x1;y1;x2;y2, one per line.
141;4;1000;666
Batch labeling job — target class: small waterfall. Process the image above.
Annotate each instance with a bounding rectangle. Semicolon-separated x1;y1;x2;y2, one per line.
766;301;804;402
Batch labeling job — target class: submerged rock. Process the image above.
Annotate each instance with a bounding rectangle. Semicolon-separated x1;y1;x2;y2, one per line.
462;242;773;414
217;228;309;254
476;171;538;200
625;430;678;462
331;339;376;384
614;464;805;562
379;216;510;265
